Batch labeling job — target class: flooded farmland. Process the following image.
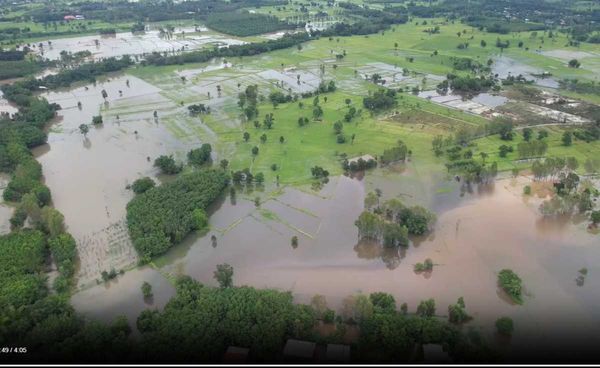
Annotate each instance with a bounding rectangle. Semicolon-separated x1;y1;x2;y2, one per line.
29;63;600;360
30;26;247;61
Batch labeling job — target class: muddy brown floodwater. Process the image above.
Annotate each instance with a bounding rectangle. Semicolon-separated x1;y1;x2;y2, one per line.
31;69;600;360
0;173;14;235
70;167;600;360
34;74;198;289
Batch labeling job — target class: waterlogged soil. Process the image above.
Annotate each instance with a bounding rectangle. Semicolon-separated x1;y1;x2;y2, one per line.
492;55;559;89
34;74;198;289
33;27;247;61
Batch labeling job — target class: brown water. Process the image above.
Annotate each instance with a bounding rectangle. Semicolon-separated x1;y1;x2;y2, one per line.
33;74;198;289
27;68;598;360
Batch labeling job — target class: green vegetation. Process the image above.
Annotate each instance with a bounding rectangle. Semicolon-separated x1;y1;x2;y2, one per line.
131;177;156;194
356;195;436;249
495;317;514;336
141;281;153;298
205;12;291;37
414;258;434;273
126;169;228;261
213;263;234;288
136;276;316;361
498;269;523;304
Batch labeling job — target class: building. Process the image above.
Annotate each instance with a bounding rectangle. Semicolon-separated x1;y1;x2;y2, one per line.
282;339;316;362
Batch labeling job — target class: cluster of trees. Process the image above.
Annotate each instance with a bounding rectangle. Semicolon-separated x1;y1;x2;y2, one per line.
363;89;397;111
153;155;182;175
558;79;600;96
126;169;229;261
2;56;132;100
356;194;436;248
357;293;495;362
205;11;292;37
144;32;311;67
516;139;548;159
187;144;212;166
188;103;210;115
135;276;316;362
131;177;155;194
533;157;599;220
231;168;265;186
380;140;409;165
438;74;496;94
239;85;259;121
342;157;377;172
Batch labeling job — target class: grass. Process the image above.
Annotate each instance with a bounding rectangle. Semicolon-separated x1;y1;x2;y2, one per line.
120;16;600;184
472;126;600;173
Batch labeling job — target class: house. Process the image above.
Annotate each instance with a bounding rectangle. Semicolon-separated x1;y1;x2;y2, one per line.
325;343;350;362
63;15;76;21
282;339;316;362
222;346;249;363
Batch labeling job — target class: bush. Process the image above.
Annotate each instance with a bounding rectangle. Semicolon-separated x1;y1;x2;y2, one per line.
141;281;153;298
495;317;514;336
498;269;523;303
154;155;182;175
131;177;155;194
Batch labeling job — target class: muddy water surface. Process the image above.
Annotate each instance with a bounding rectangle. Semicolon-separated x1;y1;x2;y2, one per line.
0;173;14;235
34;74;198;289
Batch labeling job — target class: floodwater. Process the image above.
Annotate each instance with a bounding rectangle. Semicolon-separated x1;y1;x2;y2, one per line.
71;266;176;331
492;55;559;89
33;74;198;289
418;90;508;115
0;90;18;117
68;164;600;360
31;26;247;61
0;173;14;235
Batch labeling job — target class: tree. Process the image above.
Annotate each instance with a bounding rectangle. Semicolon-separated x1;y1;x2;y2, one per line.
279;136;284;144
562;131;572;146
79;124;89;136
291;235;298;248
522;128;533;142
220;159;229;170
187;144;212;166
369;292;396;313
213;263;234;288
568;59;580;68
243;132;250;142
192;208;209;230
154;155;182;175
416;298;436;317
92;115;103;125
252;146;259;155
333;121;343;134
495;317;514;336
141;281;153;298
591;211;600;225
255;172;264;184
131;177;155;194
